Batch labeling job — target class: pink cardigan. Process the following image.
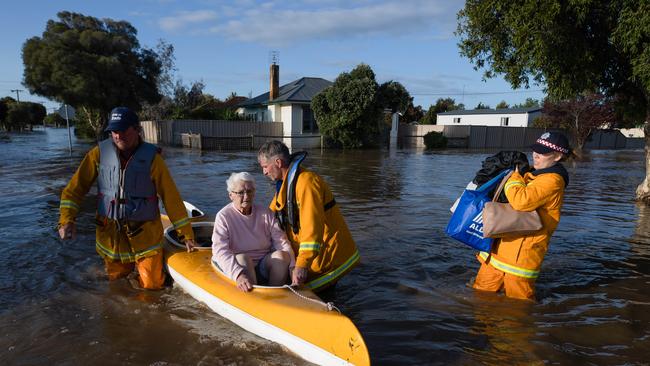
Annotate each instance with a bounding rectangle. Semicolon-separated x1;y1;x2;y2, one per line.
211;203;295;281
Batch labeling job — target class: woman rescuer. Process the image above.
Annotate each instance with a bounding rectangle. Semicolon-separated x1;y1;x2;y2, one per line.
472;131;572;301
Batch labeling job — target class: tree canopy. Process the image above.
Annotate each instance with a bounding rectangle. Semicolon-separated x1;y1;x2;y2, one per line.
22;11;164;137
312;64;384;148
457;0;647;123
140;80;247;121
377;81;412;113
456;0;650;201
535;93;615;152
421;98;464;124
44;112;67;127
495;100;509;109
0;99;7;127
512;98;541;109
2;101;46;131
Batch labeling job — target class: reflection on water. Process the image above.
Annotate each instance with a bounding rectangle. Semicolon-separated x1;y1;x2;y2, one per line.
1;128;649;365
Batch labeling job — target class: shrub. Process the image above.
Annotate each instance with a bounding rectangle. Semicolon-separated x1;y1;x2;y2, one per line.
423;131;447;149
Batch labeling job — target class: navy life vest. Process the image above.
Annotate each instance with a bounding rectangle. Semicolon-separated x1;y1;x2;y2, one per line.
97;139;159;222
277;152;336;234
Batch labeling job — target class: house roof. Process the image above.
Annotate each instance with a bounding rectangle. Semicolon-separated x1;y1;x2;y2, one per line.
438;107;542;116
238;77;332;107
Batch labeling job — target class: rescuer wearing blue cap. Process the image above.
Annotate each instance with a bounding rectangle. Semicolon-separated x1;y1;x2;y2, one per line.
58;107;196;289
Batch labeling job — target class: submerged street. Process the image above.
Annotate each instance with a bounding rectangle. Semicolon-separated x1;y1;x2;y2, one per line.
1;127;649;365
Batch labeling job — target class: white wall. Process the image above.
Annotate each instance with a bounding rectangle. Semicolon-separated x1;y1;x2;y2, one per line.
619;127;644;138
291;105;303;135
267;104;280;123
259;103;320;149
237;106;268;122
437;112;538;127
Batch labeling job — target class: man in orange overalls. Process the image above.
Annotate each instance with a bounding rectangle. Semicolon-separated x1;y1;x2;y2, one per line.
58;107;196;289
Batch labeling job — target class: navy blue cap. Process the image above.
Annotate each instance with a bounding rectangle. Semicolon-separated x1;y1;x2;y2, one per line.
531;131;571;154
105;107;139;132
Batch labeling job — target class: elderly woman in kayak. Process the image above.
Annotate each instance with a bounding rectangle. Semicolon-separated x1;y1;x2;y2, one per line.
212;172;295;292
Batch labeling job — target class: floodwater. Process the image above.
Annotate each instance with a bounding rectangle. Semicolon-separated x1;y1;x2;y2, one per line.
1;127;649;365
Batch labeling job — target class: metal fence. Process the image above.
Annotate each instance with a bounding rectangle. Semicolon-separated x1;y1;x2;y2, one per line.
398;125;643;150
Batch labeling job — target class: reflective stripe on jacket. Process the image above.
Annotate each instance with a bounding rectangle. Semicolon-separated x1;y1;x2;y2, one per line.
97;139;159;221
478;165;567;279
270;167;360;290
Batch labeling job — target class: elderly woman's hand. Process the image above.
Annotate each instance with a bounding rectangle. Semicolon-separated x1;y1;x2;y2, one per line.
236;272;253;292
291;267;308;286
184;238;197;253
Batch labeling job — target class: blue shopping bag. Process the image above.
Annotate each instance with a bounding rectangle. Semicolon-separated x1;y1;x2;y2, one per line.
445;169;511;252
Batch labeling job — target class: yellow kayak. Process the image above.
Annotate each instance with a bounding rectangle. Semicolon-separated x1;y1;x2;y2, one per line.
162;218;370;366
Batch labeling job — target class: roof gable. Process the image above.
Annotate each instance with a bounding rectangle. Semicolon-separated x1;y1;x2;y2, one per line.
238;77;332;107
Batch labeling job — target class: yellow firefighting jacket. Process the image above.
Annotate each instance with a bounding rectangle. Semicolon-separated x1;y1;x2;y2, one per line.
478;165;568;279
270;167;360;290
59;143;194;263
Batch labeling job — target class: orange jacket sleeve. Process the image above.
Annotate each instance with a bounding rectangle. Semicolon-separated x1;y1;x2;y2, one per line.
504;171;564;212
59;147;100;226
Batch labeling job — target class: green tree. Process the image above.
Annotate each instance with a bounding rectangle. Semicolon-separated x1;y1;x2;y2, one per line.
403;104;424;124
312;64;383;148
512;98;541;108
5;103;30;131
421;97;463;124
456;0;650;202
25;102;46;129
535;93;615;153
495;100;509;109
44;112;66;127
0;99;7;129
22;11;164;138
475;102;490;110
420;105;437;125
377;81;411;113
423;131;448;149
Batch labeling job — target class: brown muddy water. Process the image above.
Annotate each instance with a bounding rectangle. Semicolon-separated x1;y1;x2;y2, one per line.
1;127;649;365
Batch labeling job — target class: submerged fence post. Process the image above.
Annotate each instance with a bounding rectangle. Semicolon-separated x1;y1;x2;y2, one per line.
65;107;72;156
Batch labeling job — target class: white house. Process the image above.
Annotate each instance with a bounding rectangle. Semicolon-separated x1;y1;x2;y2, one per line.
236;63;332;149
437;107;542;127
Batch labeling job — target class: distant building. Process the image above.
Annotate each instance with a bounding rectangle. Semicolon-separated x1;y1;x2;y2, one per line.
437;107;542;127
618;127;644;138
236;64;332;148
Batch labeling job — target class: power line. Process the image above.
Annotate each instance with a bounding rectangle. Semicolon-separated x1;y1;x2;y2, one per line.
412;89;545;96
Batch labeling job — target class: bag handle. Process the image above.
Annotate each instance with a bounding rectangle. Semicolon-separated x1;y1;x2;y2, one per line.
492;169;515;202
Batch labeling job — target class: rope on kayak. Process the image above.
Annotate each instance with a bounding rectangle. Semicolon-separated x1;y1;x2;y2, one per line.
282;285;341;313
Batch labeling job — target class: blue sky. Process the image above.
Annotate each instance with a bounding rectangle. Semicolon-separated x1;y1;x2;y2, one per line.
1;0;546;115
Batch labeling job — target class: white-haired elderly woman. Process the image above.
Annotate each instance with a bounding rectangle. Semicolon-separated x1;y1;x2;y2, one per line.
211;172;295;292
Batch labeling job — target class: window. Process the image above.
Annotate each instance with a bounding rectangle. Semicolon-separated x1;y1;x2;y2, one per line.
302;105;318;133
500;117;509;126
453;117;461;124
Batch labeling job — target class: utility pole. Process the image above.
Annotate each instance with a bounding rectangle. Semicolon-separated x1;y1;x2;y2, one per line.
462;85;465;105
10;89;23;102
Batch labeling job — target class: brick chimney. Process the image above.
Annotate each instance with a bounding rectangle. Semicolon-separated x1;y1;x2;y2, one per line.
270;63;279;101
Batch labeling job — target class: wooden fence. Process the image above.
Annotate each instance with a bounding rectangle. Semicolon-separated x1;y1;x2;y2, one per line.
141;120;284;148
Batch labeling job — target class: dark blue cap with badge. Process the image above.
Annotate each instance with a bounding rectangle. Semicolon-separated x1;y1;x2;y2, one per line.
105;107;139;132
531;131;571;155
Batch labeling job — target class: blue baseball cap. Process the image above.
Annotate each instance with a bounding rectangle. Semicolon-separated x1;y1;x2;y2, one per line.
105;107;139;132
